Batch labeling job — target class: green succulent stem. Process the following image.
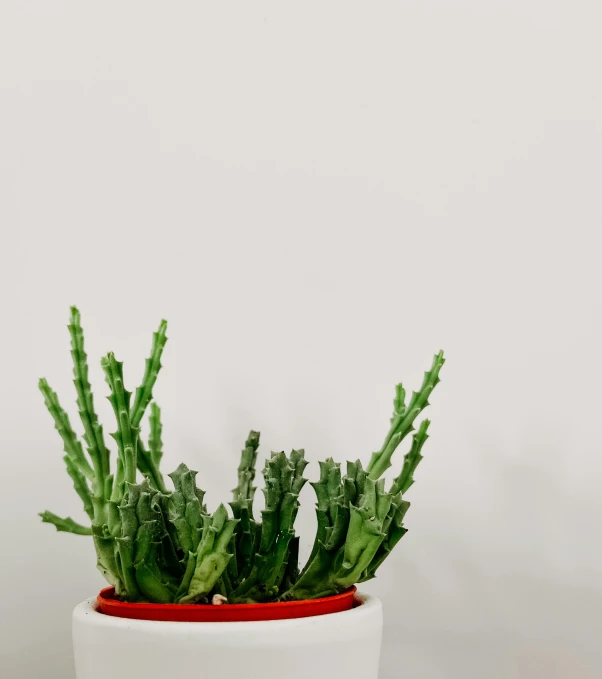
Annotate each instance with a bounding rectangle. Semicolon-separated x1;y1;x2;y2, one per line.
232;430;260;505
130;320;168;492
179;504;239;603
130;320;167;428
230;449;307;603
367;351;444;481
64;455;95;520
102;353;138;486
230;431;261;582
138;439;167;493
390;419;430;496
148;403;163;468
40;511;92;535
39;378;94;481
68;306;110;498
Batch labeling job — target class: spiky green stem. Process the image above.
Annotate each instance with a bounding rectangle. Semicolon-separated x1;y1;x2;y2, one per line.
148;403;163;468
390;419;430;496
102;353;138;486
39;511;92;535
137;439;167;492
367;351;444;480
64;455;95;520
129;321;168;491
230;431;260;582
230;450;307;602
68;306;110;498
130;320;167;428
233;430;260;503
359;493;410;582
179;504;238;603
39;379;94;480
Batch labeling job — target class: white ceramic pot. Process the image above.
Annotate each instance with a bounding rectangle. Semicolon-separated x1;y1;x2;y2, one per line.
72;592;382;679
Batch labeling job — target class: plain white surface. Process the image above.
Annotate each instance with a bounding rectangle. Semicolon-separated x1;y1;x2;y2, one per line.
1;2;601;678
72;594;382;679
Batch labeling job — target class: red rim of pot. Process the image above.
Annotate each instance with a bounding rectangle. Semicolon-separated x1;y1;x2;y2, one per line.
97;586;358;622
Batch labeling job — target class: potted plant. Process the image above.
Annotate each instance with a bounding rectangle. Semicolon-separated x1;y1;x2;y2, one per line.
40;308;445;679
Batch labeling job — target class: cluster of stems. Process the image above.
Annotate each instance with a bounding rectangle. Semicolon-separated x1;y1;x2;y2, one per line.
40;308;444;603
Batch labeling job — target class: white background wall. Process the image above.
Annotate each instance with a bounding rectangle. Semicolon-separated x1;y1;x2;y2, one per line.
1;2;601;678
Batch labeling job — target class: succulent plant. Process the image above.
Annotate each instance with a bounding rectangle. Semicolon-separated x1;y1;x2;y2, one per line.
40;308;444;603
